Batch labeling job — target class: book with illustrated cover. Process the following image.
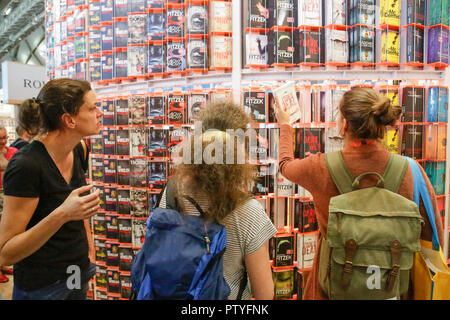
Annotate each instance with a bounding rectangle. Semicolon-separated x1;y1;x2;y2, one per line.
118;218;132;246
380;88;399;107
129;95;147;125
129;0;146;13
273;268;294;300
407;0;426;25
94;237;106;263
130;157;148;188
148;161;167;190
130;127;148;157
351;26;375;63
245;33;269;66
269;30;295;65
103;158;117;184
268;0;295;28
114;19;128;48
381;30;400;64
101;0;113;21
104;187;118;212
304;128;324;156
349;0;375;26
406;25;424;63
114;0;128;18
209;1;232;33
128;14;147;45
114;49;128;78
186;4;208;34
296;0;321;26
148;12;165;41
275;172;294;196
425;125;438;159
91;156;104;182
296;201;318;232
402;125;423;159
188;94;207;123
249;128;269;161
90;134;103;154
328;89;345;122
324;0;346;26
427;26;449;64
74;36;87;60
148;96;166;124
438;87;448;123
132;218;146;248
167;41;186;72
89;27;101;54
244;91;268;123
437;125;447;159
102;128;116;155
325;29;349;63
168;127;187;160
311;89;325;122
167;94;186;124
148;128;168;158
210;35;232;68
101;51;113;80
402;87;425;122
119;246;134;272
270;234;294;267
117;188;131;215
298;29;324;64
269;128;280;160
166;6;185;38
425;161;446;195
325;127;344;153
380;0;401;26
428;0;450;26
89;1;102;25
74;7;87;33
148;43;165;74
130;189;148;217
244;0;269;30
117;158;131;186
97;185;106;210
273;82;301;123
115;97;129;125
116;128;130;156
75;60;88;81
101;23;113;51
269;198;289;230
252;164;270;195
106;243;120;270
89;55;102;82
296;232;318;269
383;127;400;154
128;46;148;77
428;86;439;122
187;38;208;70
95;265;107;288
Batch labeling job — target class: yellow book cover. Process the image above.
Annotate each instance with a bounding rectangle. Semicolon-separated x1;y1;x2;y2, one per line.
381;89;399;106
384;128;400;154
380;0;401;26
437;125;447;160
381;30;400;64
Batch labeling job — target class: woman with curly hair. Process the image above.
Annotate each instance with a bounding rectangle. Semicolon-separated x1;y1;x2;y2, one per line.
158;102;277;300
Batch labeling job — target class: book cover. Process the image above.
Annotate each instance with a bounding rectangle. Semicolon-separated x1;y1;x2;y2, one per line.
101;23;113;51
298;29;324;64
325;29;349;63
428;86;439;122
380;88;400;107
210;35;232;68
103;158;117;184
128;46;147;77
324;0;346;26
270;30;295;65
118;246;134;272
269;0;295;28
269;197;288;229
209;0;232;33
148;12;165;41
167;94;186;124
101;0;113;21
252;164;270;195
130;188;148;217
94;237;106;263
89;55;102;82
101;51;113;80
245;0;269;29
296;201;318;232
114;49;128;78
438;87;448;123
273;82;301;123
95;265;107;288
90;134;103;154
407;0;426;25
167;41;186;72
188;94;208;123
89;1;102;25
117;188;131;215
249;128;269;161
148;42;165;74
148;161;167;190
402;125;423;158
166;6;185;38
116;128;130;156
74;7;87;33
296;232;318;269
437;125;447;159
424;125;438;159
428;0;450;26
114;0;128;18
132;218;146;248
128;14;147;45
89;27;101;54
325;127;344;153
106;243;120;270
186;4;208;34
245;33;269;66
276;172;294;196
350;0;375;26
114;19;128;48
269;128;280;160
244;91;268;123
296;0;321;26
168;127;187;160
187;38;208;69
118;217;132;244
148;128;168;158
92;157;104;182
147;0;164;9
104;187;118;212
402;87;425;122
427;26;449;64
148;96;166;124
303;128;324;156
380;0;401;26
102;128;116;155
130;127;148;157
130;157;148;188
381;30;400;64
311;89;325;122
273;268;294;300
351;26;375;63
271;235;295;267
74;36;87;60
383;127;400;154
129;95;147;125
406;25;424;63
115;97;129;125
117;158;131;186
129;0;146;13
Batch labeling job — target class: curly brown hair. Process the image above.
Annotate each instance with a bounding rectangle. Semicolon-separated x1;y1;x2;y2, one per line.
172;102;257;223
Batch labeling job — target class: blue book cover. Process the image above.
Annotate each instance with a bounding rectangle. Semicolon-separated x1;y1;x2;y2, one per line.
428;86;438;122
438;87;448;123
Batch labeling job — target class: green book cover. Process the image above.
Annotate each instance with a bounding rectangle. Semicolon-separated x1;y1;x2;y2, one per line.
429;0;450;26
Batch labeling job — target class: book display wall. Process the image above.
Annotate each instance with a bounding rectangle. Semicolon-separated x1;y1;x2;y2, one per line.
44;0;450;300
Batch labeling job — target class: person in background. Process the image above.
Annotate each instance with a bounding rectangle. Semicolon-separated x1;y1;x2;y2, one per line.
0;126;18;283
0;78;103;299
10;125;33;150
158;102;277;300
275;87;444;300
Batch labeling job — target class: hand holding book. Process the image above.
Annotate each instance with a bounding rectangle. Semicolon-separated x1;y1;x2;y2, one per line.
273;82;301;125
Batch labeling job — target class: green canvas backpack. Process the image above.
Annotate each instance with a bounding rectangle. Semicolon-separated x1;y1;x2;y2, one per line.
319;151;424;300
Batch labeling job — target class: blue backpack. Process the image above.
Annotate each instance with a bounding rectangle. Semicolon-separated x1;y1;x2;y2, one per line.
131;180;236;300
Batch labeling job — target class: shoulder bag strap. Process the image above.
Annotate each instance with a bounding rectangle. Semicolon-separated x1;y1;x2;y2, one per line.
325;151;354;194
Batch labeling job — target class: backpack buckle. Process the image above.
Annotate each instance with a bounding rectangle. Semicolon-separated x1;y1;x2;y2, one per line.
386;240;402;292
341;239;357;289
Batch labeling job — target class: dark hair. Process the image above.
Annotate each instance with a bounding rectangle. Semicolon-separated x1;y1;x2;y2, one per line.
19;78;92;136
339;87;402;140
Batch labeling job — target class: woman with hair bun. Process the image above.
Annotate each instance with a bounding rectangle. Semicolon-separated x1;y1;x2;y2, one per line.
0;78;103;299
275;87;444;300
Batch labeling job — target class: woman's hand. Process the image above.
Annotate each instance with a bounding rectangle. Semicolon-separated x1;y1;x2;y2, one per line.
56;185;100;223
274;101;290;125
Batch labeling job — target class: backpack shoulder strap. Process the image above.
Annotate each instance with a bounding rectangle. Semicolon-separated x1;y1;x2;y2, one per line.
382;154;409;193
165;178;179;210
325;151;354;194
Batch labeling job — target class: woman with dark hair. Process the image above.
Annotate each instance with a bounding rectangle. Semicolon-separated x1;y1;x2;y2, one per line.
0;78;103;300
275;87;444;300
158;102;277;300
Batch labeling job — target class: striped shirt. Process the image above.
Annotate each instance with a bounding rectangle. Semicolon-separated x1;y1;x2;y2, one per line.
159;188;277;300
